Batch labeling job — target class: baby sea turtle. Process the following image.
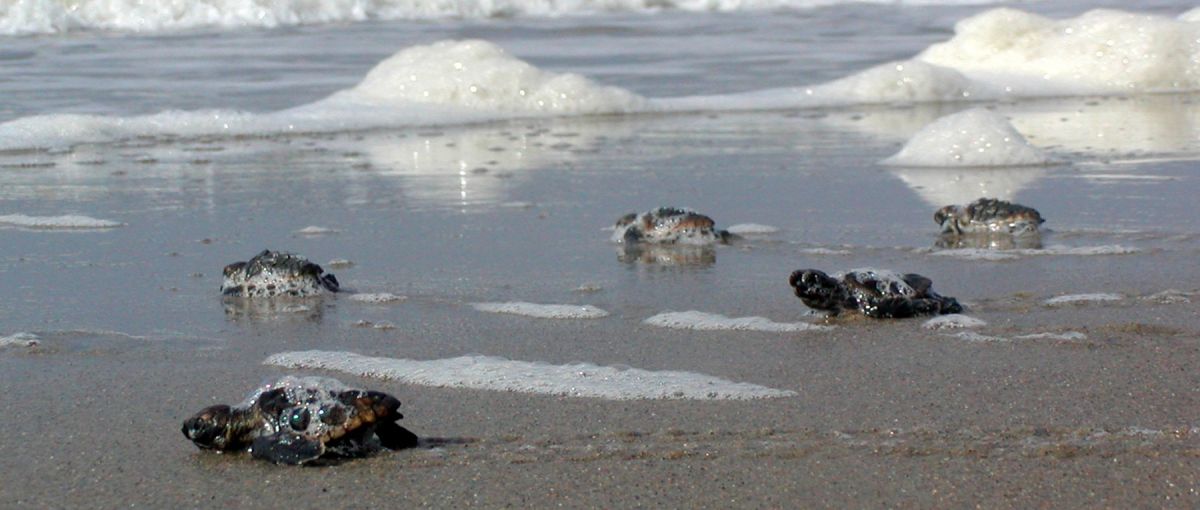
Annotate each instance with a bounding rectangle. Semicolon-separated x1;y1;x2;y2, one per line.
935;198;1044;236
182;376;418;465
612;207;733;245
221;250;339;297
789;268;963;318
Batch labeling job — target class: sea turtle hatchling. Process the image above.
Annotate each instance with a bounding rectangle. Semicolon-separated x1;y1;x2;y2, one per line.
182;376;418;465
935;198;1044;236
612;207;733;245
221;250;339;297
789;268;963;319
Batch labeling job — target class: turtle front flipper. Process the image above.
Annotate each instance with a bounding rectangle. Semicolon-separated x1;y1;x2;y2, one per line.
251;433;325;465
376;421;420;450
860;296;944;319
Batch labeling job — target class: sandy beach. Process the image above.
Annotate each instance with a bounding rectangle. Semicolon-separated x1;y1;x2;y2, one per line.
5;3;1200;507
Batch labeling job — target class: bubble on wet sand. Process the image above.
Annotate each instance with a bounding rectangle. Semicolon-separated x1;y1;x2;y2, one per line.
472;302;609;319
643;311;831;333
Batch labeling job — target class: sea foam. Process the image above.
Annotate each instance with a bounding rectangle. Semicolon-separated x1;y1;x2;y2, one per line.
0;40;646;151
263;350;797;400
644;311;831;333
922;314;986;330
1044;293;1123;306
0;0;1024;35
0;332;40;348
348;293;407;303
472;301;610;319
881;109;1052;167
0;214;124;229
919;8;1200;96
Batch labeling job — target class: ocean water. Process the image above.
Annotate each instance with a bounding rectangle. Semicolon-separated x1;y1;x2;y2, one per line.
3;1;1200;499
4;0;1200;376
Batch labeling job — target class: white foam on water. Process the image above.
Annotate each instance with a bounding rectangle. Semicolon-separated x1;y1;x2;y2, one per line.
926;244;1140;260
922;314;986;330
5;8;1198;151
926;248;1021;261
263;350;797;400
473;301;609;319
0;214;124;229
644;311;831;333
725;223;779;235
947;331;1008;343
0;40;646;151
0;332;40;348
918;8;1200;96
1044;293;1123;305
343;41;646;115
0;0;1022;35
798;247;852;256
881;109;1053;167
348;292;407;303
1013;331;1088;341
293;225;338;235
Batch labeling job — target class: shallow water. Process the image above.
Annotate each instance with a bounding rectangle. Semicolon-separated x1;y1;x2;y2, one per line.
4;1;1200;507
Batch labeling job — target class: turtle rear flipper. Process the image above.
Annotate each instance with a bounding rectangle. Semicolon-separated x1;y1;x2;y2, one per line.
251;433;325;465
376;421;419;450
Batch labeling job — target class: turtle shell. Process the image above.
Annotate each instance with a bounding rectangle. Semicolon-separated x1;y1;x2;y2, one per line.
612;207;732;245
182;376;417;465
789;268;962;319
935;198;1044;236
221;250;339;298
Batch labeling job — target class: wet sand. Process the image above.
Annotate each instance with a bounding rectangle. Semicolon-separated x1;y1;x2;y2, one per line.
2;107;1200;507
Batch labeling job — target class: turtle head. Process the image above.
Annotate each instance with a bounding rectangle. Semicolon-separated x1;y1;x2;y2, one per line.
182;405;235;450
934;205;964;234
788;269;844;311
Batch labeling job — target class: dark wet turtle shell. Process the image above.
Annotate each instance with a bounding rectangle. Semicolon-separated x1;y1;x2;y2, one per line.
221;250;339;297
612;207;733;245
935;198;1044;236
182;376;417;465
789;268;962;319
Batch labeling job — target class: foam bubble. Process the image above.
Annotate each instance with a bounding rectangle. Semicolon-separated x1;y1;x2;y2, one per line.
0;214;124;230
947;331;1007;342
348;293;407;304
644;311;831;333
725;223;779;235
263;350;797;400
1012;331;1088;341
0;332;40;348
922;314;986;330
1044;293;1123;306
293;225;338;235
926;244;1140;260
343;40;646;115
919;8;1200;96
881;109;1052;167
472;301;609;319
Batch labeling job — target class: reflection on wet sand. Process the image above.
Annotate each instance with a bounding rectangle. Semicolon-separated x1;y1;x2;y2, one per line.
887;165;1046;209
616;244;716;268
221;297;326;323
935;232;1043;250
358;118;630;207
